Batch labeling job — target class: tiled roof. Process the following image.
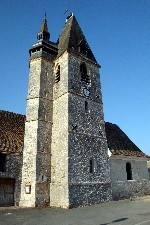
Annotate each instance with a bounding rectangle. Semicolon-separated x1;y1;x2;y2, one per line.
105;122;146;157
57;13;97;63
0;110;146;157
0;110;25;153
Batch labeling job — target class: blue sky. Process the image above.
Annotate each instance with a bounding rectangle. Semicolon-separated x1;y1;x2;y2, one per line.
0;0;150;155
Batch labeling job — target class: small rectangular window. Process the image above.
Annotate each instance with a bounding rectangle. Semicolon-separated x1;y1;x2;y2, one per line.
0;154;6;172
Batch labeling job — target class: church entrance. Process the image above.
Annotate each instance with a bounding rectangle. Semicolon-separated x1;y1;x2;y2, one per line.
0;178;15;206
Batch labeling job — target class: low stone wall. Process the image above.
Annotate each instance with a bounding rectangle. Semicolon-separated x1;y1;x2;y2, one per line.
112;179;150;200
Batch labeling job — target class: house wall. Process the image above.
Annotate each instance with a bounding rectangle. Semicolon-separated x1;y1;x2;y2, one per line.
110;155;150;200
110;156;149;182
0;153;22;206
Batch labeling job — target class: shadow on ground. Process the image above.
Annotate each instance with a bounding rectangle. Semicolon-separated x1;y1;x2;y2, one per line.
100;217;128;225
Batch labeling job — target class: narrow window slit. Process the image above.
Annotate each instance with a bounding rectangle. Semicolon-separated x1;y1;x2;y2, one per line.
85;101;88;112
89;159;93;173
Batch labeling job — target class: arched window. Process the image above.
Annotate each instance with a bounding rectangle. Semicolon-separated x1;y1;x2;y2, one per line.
126;162;132;180
80;63;90;84
55;65;60;83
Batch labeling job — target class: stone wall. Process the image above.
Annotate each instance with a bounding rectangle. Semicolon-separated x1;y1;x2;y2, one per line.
20;55;54;207
50;52;112;208
112;180;150;200
69;183;111;207
0;153;22;206
50;94;69;208
50;53;69;208
110;156;149;182
67;54;112;207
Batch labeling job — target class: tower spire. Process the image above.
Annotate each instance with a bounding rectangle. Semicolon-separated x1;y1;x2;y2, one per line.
37;14;50;42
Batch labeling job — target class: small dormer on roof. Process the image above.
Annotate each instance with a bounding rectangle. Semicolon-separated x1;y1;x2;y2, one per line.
37;14;50;42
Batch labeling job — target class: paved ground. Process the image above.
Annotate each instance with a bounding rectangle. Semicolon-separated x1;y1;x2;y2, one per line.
1;196;150;225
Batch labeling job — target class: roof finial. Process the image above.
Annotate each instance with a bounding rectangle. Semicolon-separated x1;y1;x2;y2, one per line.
44;12;46;20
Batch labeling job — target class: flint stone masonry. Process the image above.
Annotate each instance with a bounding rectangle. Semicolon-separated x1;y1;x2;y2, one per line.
49;50;112;208
68;54;102;103
69;183;112;207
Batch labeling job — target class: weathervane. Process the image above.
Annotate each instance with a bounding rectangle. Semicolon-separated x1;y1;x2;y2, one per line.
64;0;69;16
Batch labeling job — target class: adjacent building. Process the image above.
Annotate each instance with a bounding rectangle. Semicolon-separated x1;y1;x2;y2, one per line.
106;122;150;200
0;110;24;206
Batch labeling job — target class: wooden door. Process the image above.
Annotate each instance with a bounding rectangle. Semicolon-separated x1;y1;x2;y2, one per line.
0;178;15;206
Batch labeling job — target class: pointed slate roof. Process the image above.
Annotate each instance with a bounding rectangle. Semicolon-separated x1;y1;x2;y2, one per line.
39;16;49;33
105;122;146;157
0;110;25;153
57;13;97;63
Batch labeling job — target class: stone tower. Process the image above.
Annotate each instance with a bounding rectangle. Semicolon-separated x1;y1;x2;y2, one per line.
19;16;56;207
20;13;111;208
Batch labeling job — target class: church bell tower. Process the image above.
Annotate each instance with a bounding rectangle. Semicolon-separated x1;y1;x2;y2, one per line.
20;13;112;208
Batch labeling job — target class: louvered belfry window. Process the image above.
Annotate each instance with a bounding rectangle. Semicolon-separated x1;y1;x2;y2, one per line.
55;65;60;83
80;63;90;84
